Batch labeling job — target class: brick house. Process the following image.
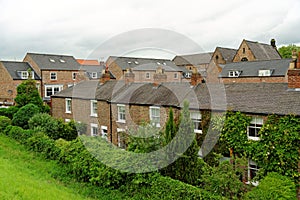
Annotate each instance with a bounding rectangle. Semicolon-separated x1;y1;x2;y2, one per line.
51;80;99;136
23;53;87;101
0;61;41;106
106;56;185;81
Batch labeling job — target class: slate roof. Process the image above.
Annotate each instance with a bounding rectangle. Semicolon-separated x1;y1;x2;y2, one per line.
131;63;184;72
216;47;237;63
26;53;80;70
1;61;40;80
107;56;178;71
96;80;126;101
220;59;292;77
244;40;282;60
79;65;116;79
172;53;213;66
52;80;99;100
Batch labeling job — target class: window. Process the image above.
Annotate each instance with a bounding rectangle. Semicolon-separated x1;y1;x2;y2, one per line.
247;159;259;186
45;85;63;97
65;119;71;122
258;70;272;77
65;98;71;113
228;70;241;77
150;106;160;127
242;48;246;54
91;72;97;79
117;129;126;149
49;58;55;62
241;57;248;62
91;123;98;136
117;104;126;123
21;71;29;79
185;72;192;78
174;73;178;79
146;72;150;79
31;71;35;79
248;117;263;140
101;126;108;141
90;100;97;117
59;59;65;63
72;72;78;80
50;72;57;80
190;111;202;133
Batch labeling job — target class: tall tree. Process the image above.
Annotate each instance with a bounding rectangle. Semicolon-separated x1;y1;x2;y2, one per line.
15;79;43;108
278;44;300;58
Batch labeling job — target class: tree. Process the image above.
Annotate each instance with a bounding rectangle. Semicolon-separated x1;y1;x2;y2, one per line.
244;172;297;200
12;103;40;129
14;79;50;113
278;44;300;58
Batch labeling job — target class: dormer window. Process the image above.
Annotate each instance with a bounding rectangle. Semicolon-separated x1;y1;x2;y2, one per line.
258;69;272;77
91;72;97;79
228;70;241;77
21;71;29;79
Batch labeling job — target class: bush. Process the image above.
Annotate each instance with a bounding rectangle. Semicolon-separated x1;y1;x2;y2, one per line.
0;106;19;119
0;116;11;133
12;103;40;129
3;125;34;143
244;172;297;200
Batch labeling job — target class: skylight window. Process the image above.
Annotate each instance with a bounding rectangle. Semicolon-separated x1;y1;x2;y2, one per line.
59;59;65;63
157;62;161;65
258;70;272;77
127;61;132;64
49;58;55;62
134;61;139;64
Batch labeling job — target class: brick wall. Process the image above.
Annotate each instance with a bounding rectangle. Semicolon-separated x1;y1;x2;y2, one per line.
221;76;287;84
288;69;300;88
233;41;256;62
132;71;183;83
108;61;124;80
23;54;41;76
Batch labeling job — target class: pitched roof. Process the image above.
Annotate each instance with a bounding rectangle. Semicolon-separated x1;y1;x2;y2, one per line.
107;56;178;71
244;40;281;60
79;65;116;79
172;53;213;66
52;80;99;99
1;61;40;80
131;63;184;72
96;80;126;101
220;59;292;77
26;52;80;70
216;47;237;63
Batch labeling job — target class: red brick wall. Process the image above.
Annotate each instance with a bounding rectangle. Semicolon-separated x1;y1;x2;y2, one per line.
233;40;256;62
221;76;287;84
288;69;300;88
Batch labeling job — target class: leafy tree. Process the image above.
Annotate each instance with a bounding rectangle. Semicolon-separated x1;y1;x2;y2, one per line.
201;160;247;199
12;103;40;129
244;172;297;200
15;79;43;108
278;44;300;58
250;115;300;182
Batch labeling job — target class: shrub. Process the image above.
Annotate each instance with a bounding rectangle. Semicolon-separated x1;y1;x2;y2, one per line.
244;172;297;200
12;103;40;129
0;116;11;133
0;106;19;119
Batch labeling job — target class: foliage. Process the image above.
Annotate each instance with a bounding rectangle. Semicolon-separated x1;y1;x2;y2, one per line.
201;160;247;199
0;106;19;119
0;116;11;132
12;103;40;129
3;125;34;143
250;115;300;182
127;123;163;153
244;172;297;200
219;111;251;156
28;113;78;141
278;44;300;58
14;79;44;109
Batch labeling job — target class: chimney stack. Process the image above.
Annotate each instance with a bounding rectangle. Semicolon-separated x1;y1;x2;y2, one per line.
270;39;276;48
124;68;135;84
190;67;204;86
153;66;167;86
287;52;300;89
100;65;110;84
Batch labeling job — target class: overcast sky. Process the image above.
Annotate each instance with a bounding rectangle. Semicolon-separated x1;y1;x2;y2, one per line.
0;0;299;61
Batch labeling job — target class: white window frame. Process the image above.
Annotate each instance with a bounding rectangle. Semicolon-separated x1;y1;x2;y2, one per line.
50;72;57;80
65;119;71;122
65;98;72;113
146;72;150;79
150;106;160;127
91;72;97;79
90;100;98;117
258;70;272;77
91;123;98;137
101;126;108;141
228;70;241;77
190;111;202;133
31;71;35;79
117;104;126;123
247;117;263;141
247;159;259;186
44;85;63;97
72;72;78;80
21;71;29;79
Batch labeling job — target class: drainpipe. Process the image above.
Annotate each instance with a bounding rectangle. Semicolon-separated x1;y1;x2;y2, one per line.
109;101;113;143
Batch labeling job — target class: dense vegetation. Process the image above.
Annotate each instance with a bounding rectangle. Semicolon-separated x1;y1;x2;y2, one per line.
0;79;298;199
278;44;300;58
